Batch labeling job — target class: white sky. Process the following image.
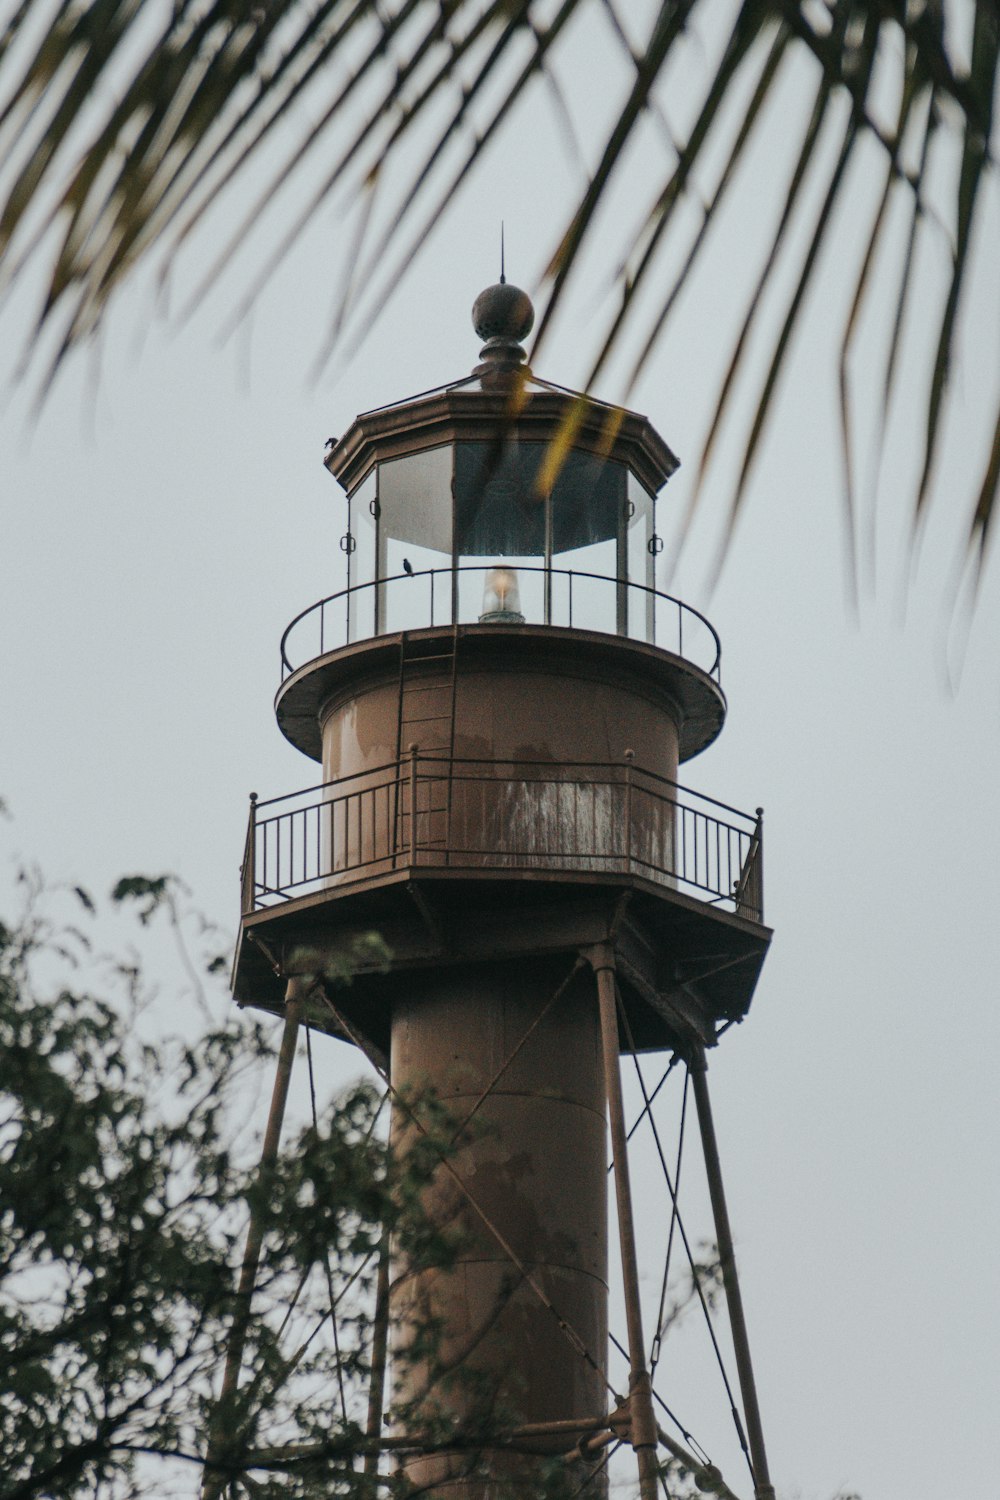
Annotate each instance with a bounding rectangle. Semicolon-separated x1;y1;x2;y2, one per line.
2;5;999;1498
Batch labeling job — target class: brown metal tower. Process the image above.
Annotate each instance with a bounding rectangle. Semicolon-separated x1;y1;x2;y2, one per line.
228;284;774;1500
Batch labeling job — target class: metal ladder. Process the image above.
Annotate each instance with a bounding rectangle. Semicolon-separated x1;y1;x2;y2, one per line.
394;628;459;860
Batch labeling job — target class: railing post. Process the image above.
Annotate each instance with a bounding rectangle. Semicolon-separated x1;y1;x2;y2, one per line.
409;742;419;866
241;793;257;915
390;758;400;870
734;806;764;921
624;749;634;874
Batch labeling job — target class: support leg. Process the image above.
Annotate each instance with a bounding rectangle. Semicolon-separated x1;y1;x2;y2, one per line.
364;1230;391;1485
202;978;305;1498
590;945;660;1500
689;1044;775;1500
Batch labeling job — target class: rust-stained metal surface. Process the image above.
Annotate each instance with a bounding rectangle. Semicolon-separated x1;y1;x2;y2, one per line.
232;871;770;1060
325;385;679;499
243;757;761;920
277;624;725;765
318;638;683;779
389;959;608;1495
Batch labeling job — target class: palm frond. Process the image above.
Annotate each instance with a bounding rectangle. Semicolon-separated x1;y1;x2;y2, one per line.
609;18;793;392
916;0;998;516
317;0;582;363
0;0;996;593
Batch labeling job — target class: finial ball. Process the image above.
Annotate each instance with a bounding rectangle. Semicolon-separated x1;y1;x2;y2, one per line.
472;282;534;344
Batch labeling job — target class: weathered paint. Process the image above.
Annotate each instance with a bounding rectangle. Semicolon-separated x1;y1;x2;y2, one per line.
389;959;608;1498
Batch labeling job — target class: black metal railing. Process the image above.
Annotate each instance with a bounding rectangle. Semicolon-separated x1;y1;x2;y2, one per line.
241;754;763;924
279;566;722;682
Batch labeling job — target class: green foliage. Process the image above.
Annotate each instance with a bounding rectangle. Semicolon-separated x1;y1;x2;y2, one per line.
111;876;174;924
0;860;855;1500
0;871;444;1499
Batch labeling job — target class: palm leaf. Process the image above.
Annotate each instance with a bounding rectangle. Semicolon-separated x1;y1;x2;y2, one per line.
302;0;583;364
916;0;998;515
609;19;793;395
862;75;939;593
535;0;700;353
834;47;931;604
0;0;996;595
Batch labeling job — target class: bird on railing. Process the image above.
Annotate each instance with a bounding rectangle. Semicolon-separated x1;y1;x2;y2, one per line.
402;558;414;576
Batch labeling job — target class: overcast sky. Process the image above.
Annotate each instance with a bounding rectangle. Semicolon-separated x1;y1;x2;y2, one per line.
2;6;998;1498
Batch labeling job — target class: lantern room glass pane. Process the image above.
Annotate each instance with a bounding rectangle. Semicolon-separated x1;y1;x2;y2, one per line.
344;440;655;643
626;473;654;643
453;442;629;633
454;441;547;557
550;451;625;555
348;474;376;643
376;448;454;633
454;441;547;623
551;452;626;635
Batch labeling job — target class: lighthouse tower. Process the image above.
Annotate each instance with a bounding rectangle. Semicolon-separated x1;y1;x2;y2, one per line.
230;284;774;1500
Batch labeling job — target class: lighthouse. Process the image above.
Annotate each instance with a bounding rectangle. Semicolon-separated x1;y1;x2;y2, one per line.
229;283;774;1500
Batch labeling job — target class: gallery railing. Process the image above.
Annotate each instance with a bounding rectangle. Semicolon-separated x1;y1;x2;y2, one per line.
241;754;763;924
279;566;722;681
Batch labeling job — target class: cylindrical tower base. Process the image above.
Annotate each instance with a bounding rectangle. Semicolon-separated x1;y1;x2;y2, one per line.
388;957;607;1499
